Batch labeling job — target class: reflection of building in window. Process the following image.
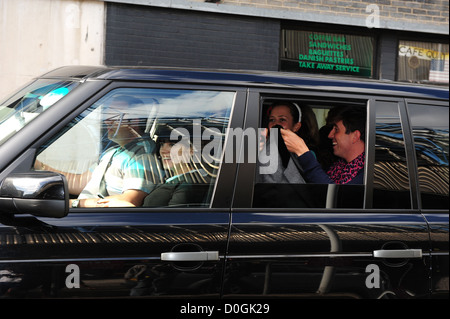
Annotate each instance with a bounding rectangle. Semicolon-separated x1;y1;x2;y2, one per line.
418;166;448;195
398;40;449;84
374;161;410;191
414;126;449;197
150;117;228;182
409;103;449;209
142;117;229;207
35;87;235;208
374;123;410;192
374;123;449;198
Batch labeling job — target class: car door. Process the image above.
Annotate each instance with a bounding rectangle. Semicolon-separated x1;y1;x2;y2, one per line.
0;82;246;299
405;99;449;298
224;89;434;299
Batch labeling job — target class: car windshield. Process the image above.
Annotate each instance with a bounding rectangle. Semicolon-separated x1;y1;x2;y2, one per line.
0;79;79;146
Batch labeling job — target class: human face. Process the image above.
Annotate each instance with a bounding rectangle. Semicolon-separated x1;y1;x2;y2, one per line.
159;140;192;171
328;120;355;162
105;112;126;140
104;101;135;145
267;105;301;132
105;101;127;140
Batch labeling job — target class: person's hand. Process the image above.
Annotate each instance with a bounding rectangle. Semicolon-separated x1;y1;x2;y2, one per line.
259;128;268;151
95;197;136;207
71;196;136;208
280;129;310;157
96;190;147;207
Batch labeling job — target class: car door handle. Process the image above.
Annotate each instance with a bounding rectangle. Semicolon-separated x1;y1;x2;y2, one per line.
161;251;219;261
373;249;422;259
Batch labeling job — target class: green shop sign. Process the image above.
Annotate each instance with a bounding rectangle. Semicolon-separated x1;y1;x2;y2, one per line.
281;31;374;78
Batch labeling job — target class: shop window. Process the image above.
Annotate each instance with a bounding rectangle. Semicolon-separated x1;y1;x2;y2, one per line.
280;30;374;78
398;40;449;84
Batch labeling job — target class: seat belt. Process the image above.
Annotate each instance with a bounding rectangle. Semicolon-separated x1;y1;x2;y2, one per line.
79;148;117;198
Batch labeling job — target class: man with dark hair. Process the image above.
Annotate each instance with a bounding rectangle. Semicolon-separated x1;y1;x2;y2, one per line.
281;105;366;184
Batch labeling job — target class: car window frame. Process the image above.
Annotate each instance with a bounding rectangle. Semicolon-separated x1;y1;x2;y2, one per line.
7;80;248;212
404;97;449;212
232;87;434;213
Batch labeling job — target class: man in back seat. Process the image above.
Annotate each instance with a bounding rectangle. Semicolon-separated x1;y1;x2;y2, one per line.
281;105;366;184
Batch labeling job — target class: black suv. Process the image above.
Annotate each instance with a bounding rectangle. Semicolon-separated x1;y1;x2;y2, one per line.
0;66;448;300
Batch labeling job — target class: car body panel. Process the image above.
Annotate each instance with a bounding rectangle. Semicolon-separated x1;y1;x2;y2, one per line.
224;211;431;298
0;210;229;297
0;66;448;299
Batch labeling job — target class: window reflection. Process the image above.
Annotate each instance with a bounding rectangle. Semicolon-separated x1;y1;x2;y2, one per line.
373;102;411;209
408;103;449;209
35;88;235;208
0;80;78;145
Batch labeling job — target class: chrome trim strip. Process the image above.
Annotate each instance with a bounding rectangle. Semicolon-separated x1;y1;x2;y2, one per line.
2;251;446;264
0;254;365;263
0;255;227;264
227;253;374;259
430;252;450;256
0;257;160;264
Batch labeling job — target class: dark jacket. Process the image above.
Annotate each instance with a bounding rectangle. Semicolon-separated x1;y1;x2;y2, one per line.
297;151;364;184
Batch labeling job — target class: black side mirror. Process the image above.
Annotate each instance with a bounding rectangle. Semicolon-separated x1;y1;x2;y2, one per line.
0;171;69;218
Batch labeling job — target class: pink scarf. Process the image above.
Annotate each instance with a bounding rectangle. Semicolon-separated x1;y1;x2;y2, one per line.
327;152;365;184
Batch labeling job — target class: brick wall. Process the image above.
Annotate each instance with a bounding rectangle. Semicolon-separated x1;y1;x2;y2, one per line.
104;1;447;79
105;3;280;70
217;0;449;27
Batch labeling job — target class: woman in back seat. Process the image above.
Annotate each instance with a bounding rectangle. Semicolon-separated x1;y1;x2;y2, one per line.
281;105;366;185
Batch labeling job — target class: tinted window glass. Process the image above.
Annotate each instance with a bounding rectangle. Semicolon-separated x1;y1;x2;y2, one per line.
408;103;449;209
373;102;411;209
35;88;235;208
0;79;78;146
253;97;366;209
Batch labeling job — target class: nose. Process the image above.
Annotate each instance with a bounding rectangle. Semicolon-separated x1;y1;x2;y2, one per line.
328;127;335;139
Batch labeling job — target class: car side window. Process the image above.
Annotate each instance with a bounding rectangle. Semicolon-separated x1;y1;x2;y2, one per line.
252;97;367;209
373;101;411;209
34;88;235;208
407;103;449;209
